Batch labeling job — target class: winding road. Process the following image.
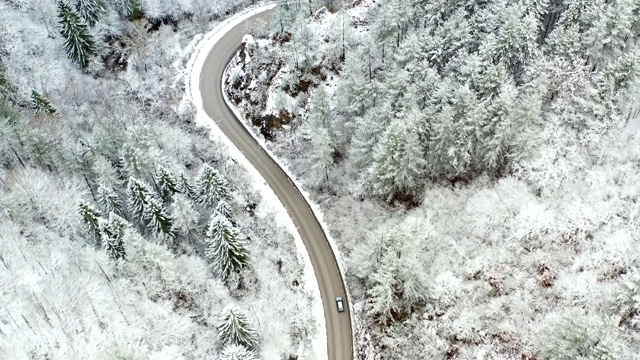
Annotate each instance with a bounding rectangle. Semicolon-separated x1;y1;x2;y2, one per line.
198;7;353;360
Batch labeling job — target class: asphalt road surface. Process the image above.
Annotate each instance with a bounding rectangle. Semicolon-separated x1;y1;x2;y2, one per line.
199;8;354;360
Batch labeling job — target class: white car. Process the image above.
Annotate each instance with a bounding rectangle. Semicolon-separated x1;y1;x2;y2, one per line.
335;296;345;312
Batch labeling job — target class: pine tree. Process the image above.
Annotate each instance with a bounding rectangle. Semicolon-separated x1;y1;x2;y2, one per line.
205;215;249;279
30;91;57;115
220;345;257;360
126;177;174;238
177;172;197;200
215;200;236;226
155;165;179;202
97;184;123;216
101;213;128;260
57;0;96;68
109;0;142;19
196;164;232;207
78;201;103;243
74;0;105;27
369;114;426;201
126;177;154;222
143;196;175;239
309;86;335;185
217;306;258;349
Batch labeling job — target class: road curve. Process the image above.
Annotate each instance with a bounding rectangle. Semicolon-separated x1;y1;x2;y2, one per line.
198;8;353;360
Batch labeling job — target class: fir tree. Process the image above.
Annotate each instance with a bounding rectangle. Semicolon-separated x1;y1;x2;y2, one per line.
74;0;105;27
126;177;154;222
369;114;426;201
220;345;257;360
196;164;232;207
57;0;96;68
177;172;197;200
126;177;174;238
97;184;123;216
155;165;179;202
205;215;249;279
217;306;258;349
143;196;175;239
78;201;103;244
109;0;142;19
30;91;57;115
215;200;235;226
101;213;128;260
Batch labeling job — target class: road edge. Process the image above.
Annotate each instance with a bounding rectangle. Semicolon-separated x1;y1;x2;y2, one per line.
184;3;329;359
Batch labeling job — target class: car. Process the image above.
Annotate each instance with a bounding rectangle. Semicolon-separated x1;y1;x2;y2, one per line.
335;296;345;312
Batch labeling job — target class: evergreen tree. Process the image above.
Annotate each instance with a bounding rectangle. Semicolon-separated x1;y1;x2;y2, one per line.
143;195;175;239
109;0;142;19
196;164;232;207
120;144;152;179
368;114;426;201
30;90;57;115
350;102;391;171
101;213;128;260
309;86;335;185
78;201;103;243
57;0;96;68
310;125;333;186
220;345;257;360
217;306;258;349
155;165;179;202
126;177;154;222
205;215;249;279
97;184;123;216
215;200;235;226
74;0;105;27
177;172;197;200
126;177;174;238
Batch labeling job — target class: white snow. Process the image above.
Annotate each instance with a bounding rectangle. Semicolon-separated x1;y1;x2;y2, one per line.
184;3;328;359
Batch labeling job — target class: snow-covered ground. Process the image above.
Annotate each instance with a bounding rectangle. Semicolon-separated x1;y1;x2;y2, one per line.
184;3;327;359
223;0;640;358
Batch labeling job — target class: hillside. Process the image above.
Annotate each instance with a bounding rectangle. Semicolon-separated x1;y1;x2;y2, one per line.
0;1;322;359
226;0;640;358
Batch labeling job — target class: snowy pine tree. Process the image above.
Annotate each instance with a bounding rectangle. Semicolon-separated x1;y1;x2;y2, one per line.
155;165;179;202
126;177;154;222
143;195;175;239
205;215;249;279
74;0;105;27
101;213;128;260
369;115;426;201
308;86;335;185
57;0;96;68
78;201;102;243
215;200;235;226
109;0;141;19
220;344;257;360
30;90;57;115
217;306;258;349
177;172;198;200
126;177;174;238
196;164;232;207
97;184;123;216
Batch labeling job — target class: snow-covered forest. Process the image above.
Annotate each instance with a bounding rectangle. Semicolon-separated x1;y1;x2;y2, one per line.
0;1;323;359
227;0;640;358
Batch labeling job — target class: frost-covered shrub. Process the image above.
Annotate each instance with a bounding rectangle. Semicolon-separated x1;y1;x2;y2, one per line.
536;308;627;360
613;268;640;322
